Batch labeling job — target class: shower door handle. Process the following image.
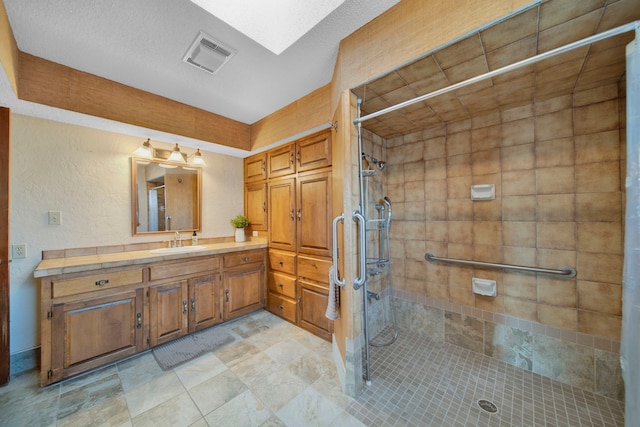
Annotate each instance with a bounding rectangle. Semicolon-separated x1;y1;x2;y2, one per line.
332;213;345;287
353;210;366;290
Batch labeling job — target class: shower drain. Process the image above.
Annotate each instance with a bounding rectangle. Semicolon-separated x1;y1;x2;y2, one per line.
477;399;498;413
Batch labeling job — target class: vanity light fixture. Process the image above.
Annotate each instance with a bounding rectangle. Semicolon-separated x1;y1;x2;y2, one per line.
132;139;207;168
133;138;154;161
190;149;207;167
168;143;187;164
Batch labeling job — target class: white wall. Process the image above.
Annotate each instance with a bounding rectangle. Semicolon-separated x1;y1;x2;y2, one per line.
8;114;244;354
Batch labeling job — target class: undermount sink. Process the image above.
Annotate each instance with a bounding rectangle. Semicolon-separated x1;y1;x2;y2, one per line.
150;245;207;254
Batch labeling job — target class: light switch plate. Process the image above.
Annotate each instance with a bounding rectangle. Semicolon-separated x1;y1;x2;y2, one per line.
49;211;62;225
12;243;27;259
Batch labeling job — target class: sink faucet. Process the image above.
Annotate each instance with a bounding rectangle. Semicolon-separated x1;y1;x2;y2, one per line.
174;231;182;248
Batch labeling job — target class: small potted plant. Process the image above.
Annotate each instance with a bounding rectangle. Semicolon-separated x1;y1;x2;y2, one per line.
230;214;250;242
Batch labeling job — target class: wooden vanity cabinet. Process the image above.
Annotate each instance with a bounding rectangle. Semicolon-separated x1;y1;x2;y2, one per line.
149;280;189;346
148;257;222;346
42;267;145;384
222;250;266;320
40;248;265;385
188;273;223;332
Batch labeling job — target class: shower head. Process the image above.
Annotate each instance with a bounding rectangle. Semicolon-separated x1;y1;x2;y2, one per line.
362;152;386;171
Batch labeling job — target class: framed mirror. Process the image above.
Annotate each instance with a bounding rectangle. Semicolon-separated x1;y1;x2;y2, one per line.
131;157;202;235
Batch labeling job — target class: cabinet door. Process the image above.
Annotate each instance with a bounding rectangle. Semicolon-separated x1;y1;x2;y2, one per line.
297;171;332;256
223;264;264;320
267;144;296;178
298;279;333;341
149;280;188;346
268;178;296;251
188;273;223;332
244;153;267;182
50;288;144;383
245;182;267;231
296;130;331;172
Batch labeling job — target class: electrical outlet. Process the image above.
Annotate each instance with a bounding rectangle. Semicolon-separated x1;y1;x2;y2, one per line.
12;244;27;259
49;211;62;225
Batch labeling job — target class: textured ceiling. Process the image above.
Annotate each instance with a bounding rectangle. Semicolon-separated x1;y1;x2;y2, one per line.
353;0;639;139
3;0;399;125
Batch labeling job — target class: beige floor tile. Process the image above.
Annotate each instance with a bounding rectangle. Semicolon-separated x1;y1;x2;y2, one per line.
188;369;246;415
124;372;185;418
58;394;130;427
276;387;344;426
174;352;226;389
131;391;201;427
204;390;273;426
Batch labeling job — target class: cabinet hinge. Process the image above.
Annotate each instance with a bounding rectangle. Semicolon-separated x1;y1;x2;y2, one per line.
147;337;150;345
47;310;52;319
146;290;149;297
47;369;53;379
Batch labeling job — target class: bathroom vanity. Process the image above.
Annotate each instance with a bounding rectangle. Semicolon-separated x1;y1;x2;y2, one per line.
34;240;267;386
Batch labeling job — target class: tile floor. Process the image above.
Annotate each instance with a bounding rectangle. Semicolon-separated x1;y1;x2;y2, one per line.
0;310;626;426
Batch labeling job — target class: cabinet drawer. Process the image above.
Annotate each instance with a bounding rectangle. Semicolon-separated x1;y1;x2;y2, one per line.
223;250;264;268
297;255;331;284
268;250;296;275
149;257;219;280
267;293;297;323
52;269;143;298
267;271;296;299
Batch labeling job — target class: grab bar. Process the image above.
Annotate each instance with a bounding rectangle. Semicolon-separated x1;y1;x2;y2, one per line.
353;210;367;290
331;213;345;287
425;253;576;278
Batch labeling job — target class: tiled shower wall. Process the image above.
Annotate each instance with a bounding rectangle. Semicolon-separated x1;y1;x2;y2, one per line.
361;82;626;400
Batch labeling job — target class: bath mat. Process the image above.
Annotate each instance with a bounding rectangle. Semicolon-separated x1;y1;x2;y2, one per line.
152;327;235;371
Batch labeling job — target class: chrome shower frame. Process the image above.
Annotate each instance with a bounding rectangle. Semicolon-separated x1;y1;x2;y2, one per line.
354;98;398;386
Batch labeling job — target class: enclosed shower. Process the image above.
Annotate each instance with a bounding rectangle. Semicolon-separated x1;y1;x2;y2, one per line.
355;98;398;385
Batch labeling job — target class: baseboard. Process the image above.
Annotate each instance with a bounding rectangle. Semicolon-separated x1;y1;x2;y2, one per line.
10;347;39;376
331;334;346;392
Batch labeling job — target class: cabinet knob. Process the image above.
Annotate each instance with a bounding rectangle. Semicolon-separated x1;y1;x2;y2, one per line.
95;279;109;286
225;289;229;302
182;300;188;315
191;298;196;312
277;283;284;288
278;305;284;310
136;313;142;329
242;256;250;262
278;261;284;266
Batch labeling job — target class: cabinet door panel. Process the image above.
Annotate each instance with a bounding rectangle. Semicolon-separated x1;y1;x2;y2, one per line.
296;130;331;172
297;171;332;256
149;280;188;346
224;266;264;320
245;182;267;231
298;280;332;341
267;144;295;178
189;274;222;332
244;153;266;182
50;288;143;381
268;178;296;251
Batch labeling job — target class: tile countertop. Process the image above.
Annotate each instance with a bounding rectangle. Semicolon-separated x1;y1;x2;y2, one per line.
34;238;269;278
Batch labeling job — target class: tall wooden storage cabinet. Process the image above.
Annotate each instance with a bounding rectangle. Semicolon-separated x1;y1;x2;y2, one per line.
245;129;335;341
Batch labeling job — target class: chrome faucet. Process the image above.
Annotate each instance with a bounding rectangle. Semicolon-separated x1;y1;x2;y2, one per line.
174;231;182;247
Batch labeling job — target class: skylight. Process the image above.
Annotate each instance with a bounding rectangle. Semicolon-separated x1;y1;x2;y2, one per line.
189;0;346;55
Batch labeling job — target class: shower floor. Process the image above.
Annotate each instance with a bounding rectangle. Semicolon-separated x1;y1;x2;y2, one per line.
347;328;625;426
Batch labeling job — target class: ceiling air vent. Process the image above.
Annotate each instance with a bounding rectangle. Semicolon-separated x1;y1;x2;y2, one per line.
183;31;237;75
